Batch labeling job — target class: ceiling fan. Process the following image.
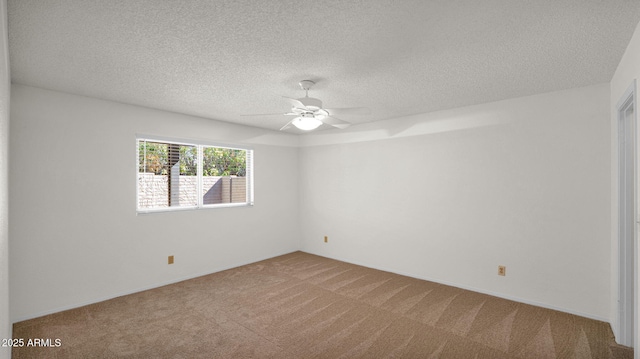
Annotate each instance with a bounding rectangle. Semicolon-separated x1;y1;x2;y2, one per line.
243;80;370;131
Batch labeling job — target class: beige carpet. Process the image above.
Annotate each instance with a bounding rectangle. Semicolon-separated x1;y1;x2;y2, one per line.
12;251;632;358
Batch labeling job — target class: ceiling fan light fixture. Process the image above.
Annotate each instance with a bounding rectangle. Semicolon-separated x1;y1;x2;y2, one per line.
292;117;322;131
243;79;358;131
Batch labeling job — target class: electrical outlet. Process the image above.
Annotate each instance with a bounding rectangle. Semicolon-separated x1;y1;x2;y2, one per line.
498;265;506;276
324;236;328;243
168;255;174;265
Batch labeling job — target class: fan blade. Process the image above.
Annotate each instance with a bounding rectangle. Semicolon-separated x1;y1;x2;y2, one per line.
240;113;286;117
323;115;351;129
325;107;370;116
280;119;296;131
283;96;308;110
240;112;298;117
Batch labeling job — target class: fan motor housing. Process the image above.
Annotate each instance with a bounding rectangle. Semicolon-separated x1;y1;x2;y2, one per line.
297;97;322;110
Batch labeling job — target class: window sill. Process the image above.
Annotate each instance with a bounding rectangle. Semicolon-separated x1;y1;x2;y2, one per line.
136;202;254;215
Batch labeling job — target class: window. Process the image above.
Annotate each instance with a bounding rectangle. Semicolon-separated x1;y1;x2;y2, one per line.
137;137;253;212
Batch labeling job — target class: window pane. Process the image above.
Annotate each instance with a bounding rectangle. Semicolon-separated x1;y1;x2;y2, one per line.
138;140;198;209
202;147;247;205
137;138;253;212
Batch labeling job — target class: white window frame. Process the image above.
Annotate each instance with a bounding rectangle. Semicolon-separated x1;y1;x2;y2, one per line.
136;135;254;214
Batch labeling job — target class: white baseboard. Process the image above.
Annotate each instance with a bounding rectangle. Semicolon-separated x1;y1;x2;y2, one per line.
12;250;299;323
302;250;610;324
14;249;610;325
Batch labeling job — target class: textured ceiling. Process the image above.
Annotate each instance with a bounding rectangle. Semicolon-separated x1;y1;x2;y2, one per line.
8;0;640;132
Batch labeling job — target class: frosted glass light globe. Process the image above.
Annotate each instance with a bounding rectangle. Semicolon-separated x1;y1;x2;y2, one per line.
292;117;322;131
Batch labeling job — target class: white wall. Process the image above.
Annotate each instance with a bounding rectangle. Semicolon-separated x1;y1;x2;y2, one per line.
9;84;300;321
0;0;9;358
299;83;611;320
610;20;640;351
